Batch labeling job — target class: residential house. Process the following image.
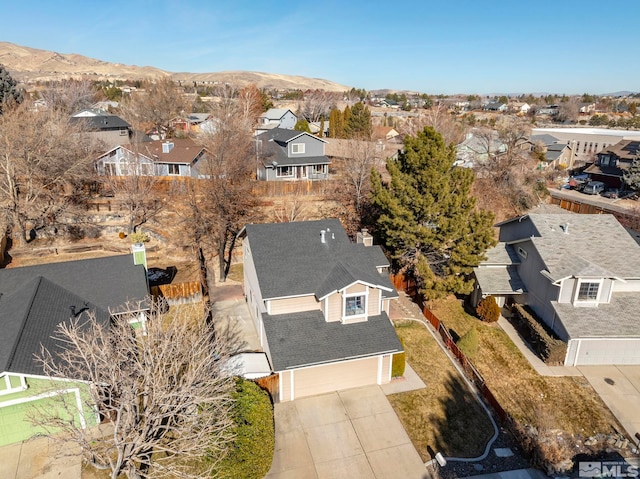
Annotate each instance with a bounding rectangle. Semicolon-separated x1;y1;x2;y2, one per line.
256;108;297;133
372;126;400;142
95;138;209;178
241;219;402;401
484;101;507;112
256;128;330;181
456;130;507;167
169;113;218;135
537;105;560;116
584;139;640;188
509;102;531;114
308;121;330;138
530;134;575;169
0;253;149;445
70;109;132;148
473;213;640;366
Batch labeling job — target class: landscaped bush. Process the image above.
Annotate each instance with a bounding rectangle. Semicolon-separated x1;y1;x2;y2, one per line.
511;304;567;365
214;377;274;479
456;326;478;359
391;338;406;377
476;296;501;323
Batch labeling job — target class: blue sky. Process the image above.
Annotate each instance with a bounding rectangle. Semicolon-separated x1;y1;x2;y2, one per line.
2;0;638;95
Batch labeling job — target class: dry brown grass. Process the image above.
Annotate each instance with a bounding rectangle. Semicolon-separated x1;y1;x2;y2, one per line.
388;320;494;460
430;296;620;436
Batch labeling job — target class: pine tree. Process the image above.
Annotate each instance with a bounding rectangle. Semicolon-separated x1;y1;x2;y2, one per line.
345;102;372;140
623;154;640;193
294;118;311;133
371;127;496;299
0;64;23;114
342;105;352;138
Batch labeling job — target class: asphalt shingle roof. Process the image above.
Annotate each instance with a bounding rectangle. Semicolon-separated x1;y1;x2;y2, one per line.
244;219;395;300
0;255;148;376
263;310;403;370
474;266;526;295
70;115;130;130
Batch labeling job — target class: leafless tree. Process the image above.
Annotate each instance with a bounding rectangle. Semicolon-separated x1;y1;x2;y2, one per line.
273;197;308;223
332;139;379;217
119;78;188;139
298;90;338;122
33;299;236;479
399;101;464;145
100;144;164;234
0;102;102;245
39;79;99;114
557;97;581;123
182;84;259;289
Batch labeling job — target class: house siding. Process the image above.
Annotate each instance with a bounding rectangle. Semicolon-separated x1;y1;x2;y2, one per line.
287;136;325;158
269;295;318;315
613;279;640;292
279;111;297;130
499;218;538;242
369;288;381;316
326;292;342;322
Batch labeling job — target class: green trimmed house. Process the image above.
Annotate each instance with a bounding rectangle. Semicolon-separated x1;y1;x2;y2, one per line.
0;254;149;445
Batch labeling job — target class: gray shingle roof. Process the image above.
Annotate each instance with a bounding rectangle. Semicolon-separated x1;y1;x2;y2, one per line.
0;255;149;376
552;293;640;339
70;115;130;130
244;219;395;300
263;310;402;370
507;214;640;280
482;243;520;265
474;266;526;295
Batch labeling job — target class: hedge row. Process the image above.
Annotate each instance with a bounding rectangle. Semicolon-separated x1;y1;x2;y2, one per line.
511;304;567;365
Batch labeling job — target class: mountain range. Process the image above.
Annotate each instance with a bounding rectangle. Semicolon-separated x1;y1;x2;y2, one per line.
0;41;350;92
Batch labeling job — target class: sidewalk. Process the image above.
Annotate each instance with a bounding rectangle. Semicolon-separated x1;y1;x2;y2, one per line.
497;317;581;377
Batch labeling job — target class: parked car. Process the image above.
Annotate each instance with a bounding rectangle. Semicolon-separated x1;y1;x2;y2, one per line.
583;181;606;195
602;188;621;199
568;174;589;191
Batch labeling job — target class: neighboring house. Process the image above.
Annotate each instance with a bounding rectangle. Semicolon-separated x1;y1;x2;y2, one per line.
0;253;149;445
509;102;531;114
584;139;640;189
456;130;507;167
484;102;507;112
372;126;400;142
170;113;218;134
308;121;330;137
537;105;559;116
473;213;640;366
377;99;400;109
241;219;402;401
256;128;330;181
70;109;132;148
256;108;297;133
530;134;575;169
95;138;209;178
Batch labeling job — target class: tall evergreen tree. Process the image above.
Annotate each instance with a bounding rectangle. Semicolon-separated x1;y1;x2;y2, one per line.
329;108;343;138
371;127;496;299
0;64;23;114
624;153;640;193
342;105;352;138
294;118;311;133
345;102;372;140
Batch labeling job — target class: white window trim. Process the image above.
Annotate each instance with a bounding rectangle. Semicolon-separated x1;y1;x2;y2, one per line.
342;288;369;322
573;278;604;305
168;164;180;176
276;166;295;177
0;374;27;396
291;143;305;154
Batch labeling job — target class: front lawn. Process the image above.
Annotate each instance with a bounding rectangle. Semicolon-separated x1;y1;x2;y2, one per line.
429;296;619;436
388;320;494;460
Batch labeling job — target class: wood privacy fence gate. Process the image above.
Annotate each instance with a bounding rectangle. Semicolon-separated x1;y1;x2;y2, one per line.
150;281;202;305
390;273;508;422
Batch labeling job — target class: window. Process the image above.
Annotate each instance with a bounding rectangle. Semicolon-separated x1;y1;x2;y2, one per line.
577;282;599;301
104;163;116;176
119;129;128;136
291;143;305;154
168;164;180;175
345;295;366;316
276;166;294;177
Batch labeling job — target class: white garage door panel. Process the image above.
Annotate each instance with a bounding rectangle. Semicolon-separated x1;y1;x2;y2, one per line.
574;339;640;365
293;357;379;399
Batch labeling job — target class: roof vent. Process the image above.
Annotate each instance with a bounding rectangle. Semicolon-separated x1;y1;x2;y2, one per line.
561;223;570;234
320;230;326;243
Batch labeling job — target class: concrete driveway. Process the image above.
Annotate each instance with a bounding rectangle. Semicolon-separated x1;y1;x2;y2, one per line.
579;366;640;441
266;385;431;479
0;436;80;479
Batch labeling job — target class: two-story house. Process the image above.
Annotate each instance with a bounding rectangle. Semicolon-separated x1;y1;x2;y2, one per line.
70;109;132;149
584;139;640;188
255;128;331;181
473;213;640;366
256;108;297;133
95;138;208;178
240;219;402;401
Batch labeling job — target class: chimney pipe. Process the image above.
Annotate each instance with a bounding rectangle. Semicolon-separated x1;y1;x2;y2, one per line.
320;230;326;243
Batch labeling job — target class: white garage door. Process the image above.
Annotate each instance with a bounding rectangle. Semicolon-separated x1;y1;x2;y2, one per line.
568;338;640;366
292;357;380;400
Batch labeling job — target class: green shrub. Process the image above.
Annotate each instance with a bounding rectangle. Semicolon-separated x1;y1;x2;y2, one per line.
129;230;150;243
457;326;479;359
215;378;274;479
512;304;567;365
476;296;501;323
391;338;406;377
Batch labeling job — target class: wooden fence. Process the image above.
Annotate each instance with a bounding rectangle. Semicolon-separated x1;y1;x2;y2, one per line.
253;374;279;402
150;281;202;305
390;273;508;422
